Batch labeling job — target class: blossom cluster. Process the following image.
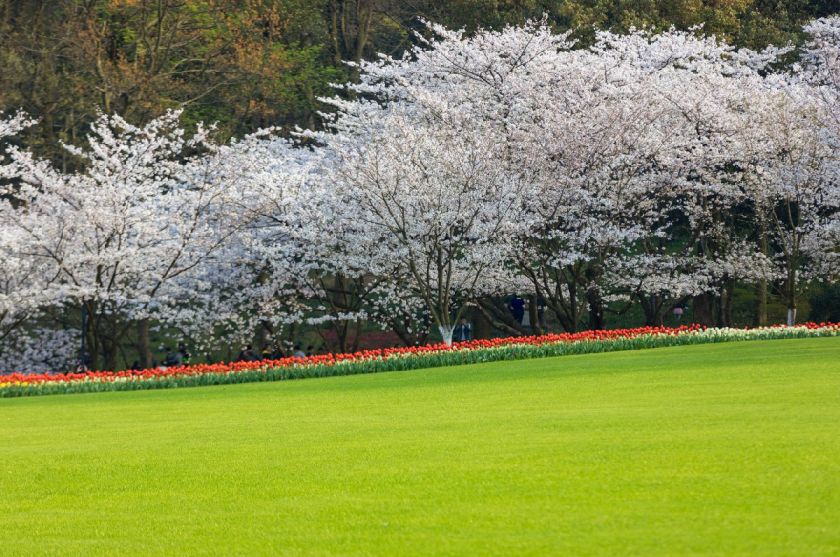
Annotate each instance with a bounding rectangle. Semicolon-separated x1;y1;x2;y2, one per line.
2;323;837;398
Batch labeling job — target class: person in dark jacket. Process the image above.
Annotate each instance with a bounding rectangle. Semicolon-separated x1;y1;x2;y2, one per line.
177;343;191;365
509;296;525;324
452;318;473;342
163;346;182;366
237;344;258;362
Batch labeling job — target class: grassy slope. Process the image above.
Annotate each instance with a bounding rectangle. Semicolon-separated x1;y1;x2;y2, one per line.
1;338;839;556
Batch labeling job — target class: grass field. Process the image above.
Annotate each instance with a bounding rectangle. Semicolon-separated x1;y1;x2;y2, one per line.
1;338;839;556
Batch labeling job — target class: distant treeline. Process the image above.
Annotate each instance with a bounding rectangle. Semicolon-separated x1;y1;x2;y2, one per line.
1;0;836;165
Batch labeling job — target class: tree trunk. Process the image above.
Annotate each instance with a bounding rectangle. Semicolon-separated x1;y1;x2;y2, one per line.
83;301;99;371
640;294;660;326
254;318;277;356
753;230;768;326
585;264;605;330
254;269;272;352
717;280;734;328
477;297;529;336
102;337;118;372
587;287;605;330
527;295;542;335
568;282;579;332
692;293;714;327
137;319;153;369
437;324;455;347
336;320;349;353
753;280;768;326
786;268;797;326
350;319;363;352
470;306;491;340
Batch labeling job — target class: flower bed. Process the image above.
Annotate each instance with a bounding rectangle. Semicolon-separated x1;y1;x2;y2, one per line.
1;323;838;398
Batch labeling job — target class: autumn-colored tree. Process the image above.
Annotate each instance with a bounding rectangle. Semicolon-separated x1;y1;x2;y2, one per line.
2;0;833;165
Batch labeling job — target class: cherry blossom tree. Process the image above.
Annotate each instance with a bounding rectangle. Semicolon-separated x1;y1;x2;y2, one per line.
0;111;258;369
736;81;840;325
314;19;833;335
315;94;530;345
0;112;70;371
802;16;840;137
354;22;785;330
312;21;568;342
191;135;337;354
798;16;840;293
595;28;783;326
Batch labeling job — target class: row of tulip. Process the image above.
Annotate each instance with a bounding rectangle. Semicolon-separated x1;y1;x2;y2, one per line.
1;323;838;398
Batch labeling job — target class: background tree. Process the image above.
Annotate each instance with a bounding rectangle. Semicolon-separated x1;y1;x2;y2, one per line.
2;0;835;166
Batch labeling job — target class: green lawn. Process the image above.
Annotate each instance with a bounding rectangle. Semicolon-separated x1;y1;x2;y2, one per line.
1;338;839;556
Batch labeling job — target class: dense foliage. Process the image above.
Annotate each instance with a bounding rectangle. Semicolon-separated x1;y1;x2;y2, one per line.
1;1;836;163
